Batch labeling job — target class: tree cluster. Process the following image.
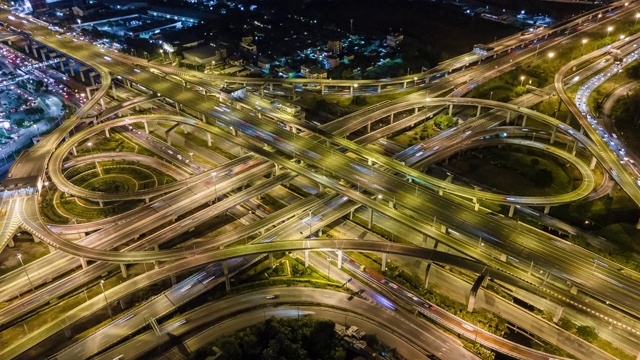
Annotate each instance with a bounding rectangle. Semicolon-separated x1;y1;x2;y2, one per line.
203;317;347;360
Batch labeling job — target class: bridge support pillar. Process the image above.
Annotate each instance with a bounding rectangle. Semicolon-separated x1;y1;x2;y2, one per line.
544;205;551;214
304;250;309;267
111;82;117;98
550;127;556;144
80;257;88;269
171;275;176;285
521;115;527;127
506;111;511;124
367;122;371;133
474;199;479;211
207;133;212;146
590;156;597;170
476;105;481;117
636;217;640;230
571;140;577;156
223;260;231;292
86;87;92;100
377;84;381;93
175;102;180;114
349;86;354;96
7;239;14;247
99;201;104;208
424;263;432;288
381;253;387;272
368;207;373;229
71;146;77;156
269;253;274;268
553;306;564;323
321;85;325;94
468;269;488;312
120;264;128;278
48;245;56;253
438;188;444;196
337;250;342;269
144;122;149;134
104;128;110;138
448;104;453;116
231;127;237;136
390;112;394;123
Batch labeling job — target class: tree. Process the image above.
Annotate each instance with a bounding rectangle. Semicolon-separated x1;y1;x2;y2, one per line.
433;114;457;130
531;168;553;188
576;325;598;342
557;317;577;333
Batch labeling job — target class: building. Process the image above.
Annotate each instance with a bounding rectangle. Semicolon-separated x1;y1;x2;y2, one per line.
100;0;148;10
72;3;102;17
182;44;227;66
386;33;404;48
123;20;181;38
327;39;342;54
257;56;271;72
147;7;204;25
322;55;340;69
305;67;327;79
227;55;244;66
240;41;257;54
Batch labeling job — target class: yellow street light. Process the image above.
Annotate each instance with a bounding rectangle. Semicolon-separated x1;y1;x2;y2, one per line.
547;52;555;59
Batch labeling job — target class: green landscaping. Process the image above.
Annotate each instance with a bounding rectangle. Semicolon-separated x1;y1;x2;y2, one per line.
201;317;352;360
444;146;577;196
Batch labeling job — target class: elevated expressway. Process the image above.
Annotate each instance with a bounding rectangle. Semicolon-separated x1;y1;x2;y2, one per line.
0;4;636;358
97;0;635;96
18;107;640;330
2;240;607;360
2;24;633;316
555;35;640;209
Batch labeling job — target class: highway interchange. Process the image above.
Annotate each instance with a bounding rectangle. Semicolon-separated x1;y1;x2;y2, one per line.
0;1;639;359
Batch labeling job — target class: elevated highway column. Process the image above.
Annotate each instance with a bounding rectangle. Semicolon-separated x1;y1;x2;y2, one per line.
381;253;387;272
223;260;230;292
337;250;342;268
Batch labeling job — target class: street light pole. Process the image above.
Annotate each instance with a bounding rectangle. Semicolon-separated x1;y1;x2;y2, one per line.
100;280;113;320
17;254;34;291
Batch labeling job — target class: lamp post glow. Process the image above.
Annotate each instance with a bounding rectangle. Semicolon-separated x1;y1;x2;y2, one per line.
607;26;613;37
581;39;588;55
636;13;640;25
87;142;92;154
547;52;555;59
17;254;34;291
520;76;525;87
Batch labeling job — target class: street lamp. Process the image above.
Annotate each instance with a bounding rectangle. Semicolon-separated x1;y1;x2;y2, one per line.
636;13;640;25
87;142;93;154
17;254;34;291
489;91;493;101
547;52;555;59
519;76;525;87
99;280;113;320
619;34;626;41
607;26;613;38
189;152;193;161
